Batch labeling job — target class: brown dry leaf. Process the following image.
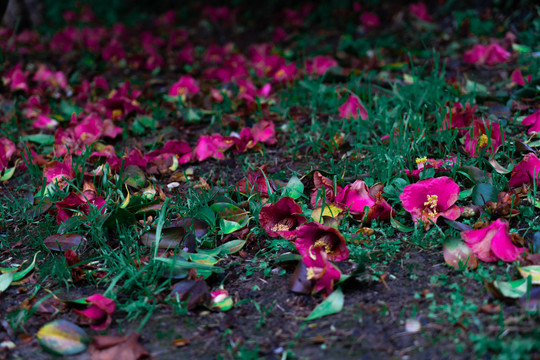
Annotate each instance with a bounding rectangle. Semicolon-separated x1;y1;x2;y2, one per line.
172;338;190;347
89;333;150;360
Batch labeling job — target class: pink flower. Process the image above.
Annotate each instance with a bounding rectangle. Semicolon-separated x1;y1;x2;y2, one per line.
55;188;106;224
511;69;526;86
521;109;540;135
32;114;59;130
306;56;338;76
360;12;380;30
334;180;394;222
311;171;343;208
339;94;368;120
508;153;540;188
464;120;505;157
193;134;233;162
404;156;457;179
259;197;306;240
144;140;192;165
0;138;16;171
273;63;297;83
4;66;28;92
463;44;510;66
43;157;74;185
440;102;477;135
399;176;461;227
169;76;199;97
302;248;341;297
461;219;526;262
409;3;432;22
73;294;116;330
295;222;348;261
237;165;276;197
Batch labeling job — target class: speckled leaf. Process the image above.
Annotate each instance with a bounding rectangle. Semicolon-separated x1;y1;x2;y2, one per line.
37;320;89;356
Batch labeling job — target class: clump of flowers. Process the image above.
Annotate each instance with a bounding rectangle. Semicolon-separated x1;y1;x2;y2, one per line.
461;219;527;262
399;176;461;228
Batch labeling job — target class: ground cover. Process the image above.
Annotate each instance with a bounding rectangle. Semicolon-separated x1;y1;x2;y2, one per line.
1;1;540;359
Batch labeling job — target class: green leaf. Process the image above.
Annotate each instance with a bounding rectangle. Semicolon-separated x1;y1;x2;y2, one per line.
154;256;224;279
13;251;39;281
37;320;89;356
305;287;344;321
282;176;304;199
220;218;250;234
211;203;249;222
458;188;473;200
0;166;16;181
20;134;55;146
390;214;414;233
0;272;14;292
215;239;247;255
472;183;498;206
493;278;528;299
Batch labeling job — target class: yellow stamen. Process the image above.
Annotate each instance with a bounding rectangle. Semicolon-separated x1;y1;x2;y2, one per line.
306;267;316;280
177;87;187;96
415;156;427;164
478;133;488;148
423;194;438;214
112;109;122;119
275;69;286;79
271;223;290;232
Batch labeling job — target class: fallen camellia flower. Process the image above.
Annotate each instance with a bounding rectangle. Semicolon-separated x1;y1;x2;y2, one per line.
339;93;368;120
310;171;343;208
74;294;116;330
0;138;16;172
360;12;380;30
508;153;540;188
404;156;457;179
295;221;349;261
192;134;233;162
169;75;199;97
409;2;432;22
463;43;511;66
302;247;341;297
334;180;394;222
461;219;527;262
306;55;338;76
440;102;477;136
237;165;276;197
463;120;505;157
521;109;540;135
399;176;461;228
55;189;106;224
259;196;306;240
511;69;531;86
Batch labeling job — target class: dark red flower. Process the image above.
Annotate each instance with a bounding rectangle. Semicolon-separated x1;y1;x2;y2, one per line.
295;222;348;261
259;197;306;240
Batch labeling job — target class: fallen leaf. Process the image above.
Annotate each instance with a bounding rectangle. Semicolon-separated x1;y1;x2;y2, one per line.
89;333;150;360
37;320;89;356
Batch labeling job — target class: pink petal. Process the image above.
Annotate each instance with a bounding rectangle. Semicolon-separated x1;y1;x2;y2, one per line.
338;94;368;120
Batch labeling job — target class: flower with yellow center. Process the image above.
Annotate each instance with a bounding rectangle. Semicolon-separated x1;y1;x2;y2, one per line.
478;133;488;148
112;109;122;119
424;194;438;214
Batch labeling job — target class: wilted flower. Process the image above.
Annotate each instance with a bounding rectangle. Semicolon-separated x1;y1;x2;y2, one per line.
463;120;505;157
463;44;510;66
521;109;540;135
409;3;432;22
302;248;341;297
169;76;199;97
237;165;276;197
74;294;116;330
399;176;461;227
508;153;540;188
461;219;526;262
259;197;306;240
339;94;368;120
334;180;394;222
295;221;348;261
311;171;343;208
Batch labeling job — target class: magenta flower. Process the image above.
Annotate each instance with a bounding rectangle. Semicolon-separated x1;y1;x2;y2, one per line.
463;120;505;157
169;76;199;97
193;134;233;162
43;157;74;185
440;102;477;135
32;114;59;130
302;248;341;297
258;197;306;240
144;140;192;166
334;180;394;222
295;222;348;261
237;165;276;197
511;69;529;86
399;176;461;227
306;56;338;76
463;44;510;66
521;109;540;135
273;63;297;83
339;94;368;120
404;156;457;179
360;12;380;30
508;153;540;188
409;3;432;22
461;219;526;262
310;171;343;208
0;138;16;171
55;189;106;224
74;294;116;330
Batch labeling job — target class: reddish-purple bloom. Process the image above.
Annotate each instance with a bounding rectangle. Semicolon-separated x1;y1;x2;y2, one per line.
295;222;348;261
0;138;16;172
237;165;276;197
463;44;510;66
463;120;505;157
339;94;368;120
521;109;540;135
74;294;116;330
259;197;306;240
409;3;432;22
302;248;341;297
404;156;457;179
399;176;461;227
508;153;540;188
461;219;526;262
360;12;380;30
169;76;199;97
440;102;477;135
306;56;338;76
193;134;233;162
311;171;343;208
334;180;394;222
